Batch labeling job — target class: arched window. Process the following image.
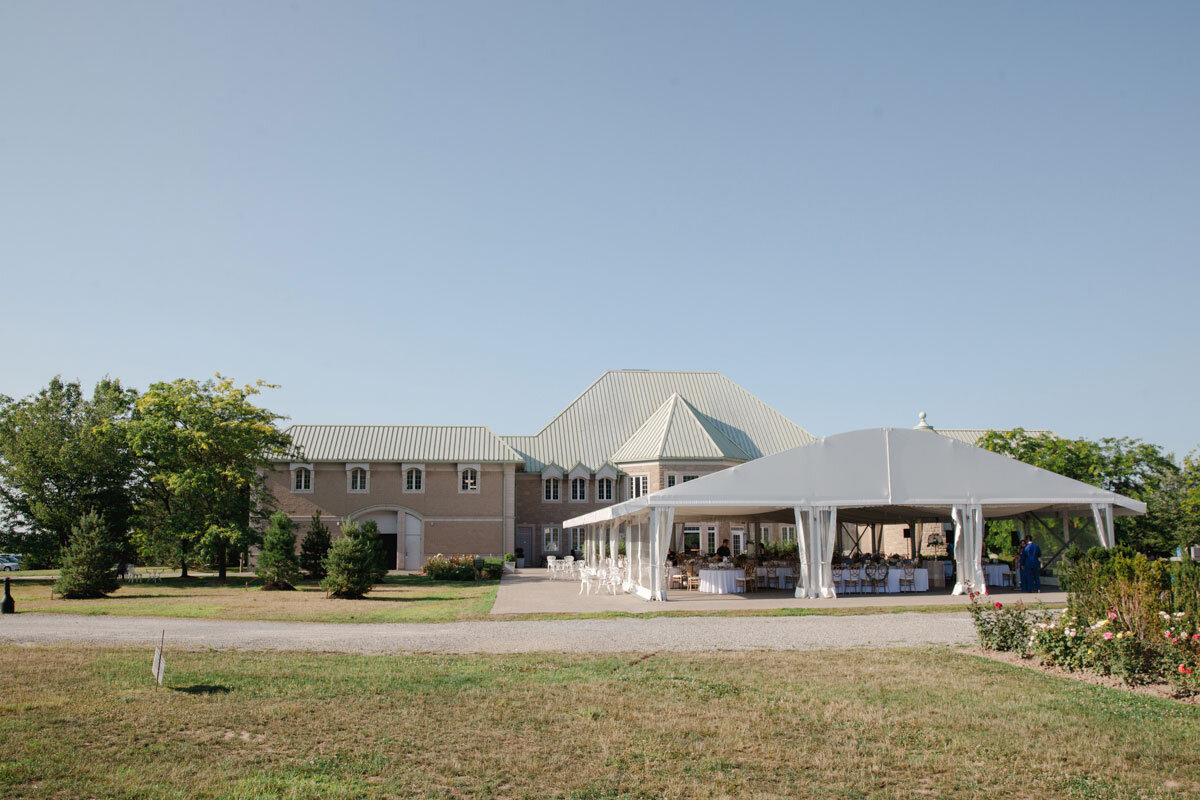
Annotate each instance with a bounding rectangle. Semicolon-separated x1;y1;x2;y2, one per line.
597;478;613;502
405;467;423;492
348;468;368;492
293;467;311;492
570;477;587;501
460;467;479;492
544;478;560;501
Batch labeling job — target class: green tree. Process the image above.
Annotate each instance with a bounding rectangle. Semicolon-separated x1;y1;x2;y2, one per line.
126;376;291;579
299;512;331;579
320;522;377;599
54;510;121;598
256;512;300;590
979;429;1183;555
0;377;139;567
357;519;388;582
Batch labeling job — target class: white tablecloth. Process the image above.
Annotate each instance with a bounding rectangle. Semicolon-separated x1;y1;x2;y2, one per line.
984;564;1013;586
699;568;744;594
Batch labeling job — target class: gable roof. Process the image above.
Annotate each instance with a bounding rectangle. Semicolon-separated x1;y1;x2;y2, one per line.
610;393;752;463
279;425;523;463
564;427;1145;526
502;370;815;472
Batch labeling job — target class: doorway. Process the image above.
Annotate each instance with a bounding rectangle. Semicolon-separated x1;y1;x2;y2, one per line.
404;513;423;570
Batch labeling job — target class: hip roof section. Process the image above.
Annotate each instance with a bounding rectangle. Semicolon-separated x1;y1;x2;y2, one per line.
502;370;815;472
279;425;523;463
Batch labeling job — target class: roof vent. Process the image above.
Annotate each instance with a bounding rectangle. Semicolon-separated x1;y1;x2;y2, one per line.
914;411;935;431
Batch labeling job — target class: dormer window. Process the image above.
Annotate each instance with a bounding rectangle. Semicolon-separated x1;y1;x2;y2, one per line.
570;477;587;501
597;478;613;502
346;463;369;493
544;478;560;502
290;463;314;493
459;464;480;493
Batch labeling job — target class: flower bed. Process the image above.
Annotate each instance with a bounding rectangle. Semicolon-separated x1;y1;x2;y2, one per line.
423;555;504;582
970;549;1200;697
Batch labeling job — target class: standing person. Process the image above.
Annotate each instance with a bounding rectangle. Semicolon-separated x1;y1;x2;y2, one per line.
716;539;731;558
1020;536;1042;593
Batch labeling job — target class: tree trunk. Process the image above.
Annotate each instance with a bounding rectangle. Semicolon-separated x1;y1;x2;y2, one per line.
180;540;189;579
217;540;227;581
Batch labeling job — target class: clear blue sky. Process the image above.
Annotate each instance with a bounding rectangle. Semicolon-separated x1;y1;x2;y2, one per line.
2;2;1197;457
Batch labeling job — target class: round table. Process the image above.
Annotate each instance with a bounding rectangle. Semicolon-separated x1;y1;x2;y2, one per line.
699;568;744;594
984;564;1013;587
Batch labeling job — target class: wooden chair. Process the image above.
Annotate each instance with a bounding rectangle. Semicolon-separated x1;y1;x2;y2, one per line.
685;562;700;591
831;566;844;595
735;570;755;593
899;563;916;593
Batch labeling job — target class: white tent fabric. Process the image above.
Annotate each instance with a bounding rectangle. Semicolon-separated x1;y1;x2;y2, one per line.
795;506;837;599
951;504;988;595
1091;503;1116;549
562;428;1147;603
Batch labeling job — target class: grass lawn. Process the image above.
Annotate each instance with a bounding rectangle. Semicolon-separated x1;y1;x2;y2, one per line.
7;574;499;623
1;646;1197;799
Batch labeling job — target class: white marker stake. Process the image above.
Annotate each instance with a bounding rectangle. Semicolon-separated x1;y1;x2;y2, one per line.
151;630;165;686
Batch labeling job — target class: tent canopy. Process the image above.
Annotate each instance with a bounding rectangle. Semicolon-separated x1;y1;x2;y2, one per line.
564;427;1146;528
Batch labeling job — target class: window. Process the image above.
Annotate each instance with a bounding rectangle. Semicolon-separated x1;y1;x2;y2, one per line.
405;467;423;492
682;475;698;482
780;525;797;546
630;475;648;498
597;478;613;502
348;468;368;492
759;524;771;543
570;527;585;551
706;525;717;554
543;526;560;552
570;477;587;501
460;468;479;492
293;467;311;492
683;525;700;552
544;478;560;501
731;527;745;556
667;475;676;488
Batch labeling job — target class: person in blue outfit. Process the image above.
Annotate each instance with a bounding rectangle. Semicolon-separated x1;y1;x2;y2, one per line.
1020;536;1042;592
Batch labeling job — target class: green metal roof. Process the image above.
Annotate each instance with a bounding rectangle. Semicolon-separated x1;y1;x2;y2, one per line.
609;393;752;463
934;429;1053;446
502;370;814;473
279;425;523;463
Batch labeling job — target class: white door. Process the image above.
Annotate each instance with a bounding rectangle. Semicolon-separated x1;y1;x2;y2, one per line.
731;527;745;556
404;513;423;571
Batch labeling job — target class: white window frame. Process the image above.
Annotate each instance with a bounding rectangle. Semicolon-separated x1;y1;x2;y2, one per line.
731;527;746;557
596;477;614;503
666;474;677;488
570;527;585;551
290;463;314;493
629;475;648;499
346;463;369;493
569;477;587;502
780;525;797;546
403;463;425;493
759;524;771;543
706;524;717;555
543;525;560;552
544;477;560;502
458;463;481;493
682;474;699;482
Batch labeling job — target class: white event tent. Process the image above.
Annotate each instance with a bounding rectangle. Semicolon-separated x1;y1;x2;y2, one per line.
562;428;1146;601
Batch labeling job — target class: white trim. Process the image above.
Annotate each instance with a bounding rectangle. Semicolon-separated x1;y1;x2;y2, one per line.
568;464;591;481
540;464;564;481
569;476;588;502
595;463;619;481
596;477;614;503
543;477;561;503
290;463;314;493
403;463;425;494
458;463;481;493
346;465;370;493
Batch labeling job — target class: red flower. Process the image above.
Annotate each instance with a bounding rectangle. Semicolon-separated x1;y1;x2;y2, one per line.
994;602;1003;609
1180;665;1193;675
968;593;976;599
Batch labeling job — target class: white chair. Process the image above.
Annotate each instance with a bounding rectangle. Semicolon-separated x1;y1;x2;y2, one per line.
546;555;558;579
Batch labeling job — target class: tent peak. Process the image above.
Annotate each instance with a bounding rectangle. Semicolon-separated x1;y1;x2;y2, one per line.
914;411;935;431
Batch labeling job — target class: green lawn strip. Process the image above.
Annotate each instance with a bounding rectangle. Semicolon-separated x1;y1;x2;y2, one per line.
0;646;1196;800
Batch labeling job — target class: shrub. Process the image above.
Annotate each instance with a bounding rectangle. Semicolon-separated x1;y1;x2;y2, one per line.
353;520;388;582
504;552;515;563
481;558;504;580
424;554;477;581
257;512;300;590
299;512;332;580
321;534;377;598
969;597;1045;656
1061;547;1170;641
54;511;120;599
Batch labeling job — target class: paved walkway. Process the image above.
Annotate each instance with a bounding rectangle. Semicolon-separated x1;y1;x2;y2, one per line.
0;611;976;654
490;568;1065;615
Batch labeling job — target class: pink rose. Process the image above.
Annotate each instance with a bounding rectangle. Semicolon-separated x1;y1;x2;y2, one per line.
1103;632;1114;640
1108;611;1118;620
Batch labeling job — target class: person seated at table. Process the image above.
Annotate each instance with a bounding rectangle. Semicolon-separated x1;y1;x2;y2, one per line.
666;549;678;566
716;539;731;558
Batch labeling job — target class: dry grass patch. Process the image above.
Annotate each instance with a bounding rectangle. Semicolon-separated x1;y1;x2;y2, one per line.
7;574;498;623
1;645;1198;799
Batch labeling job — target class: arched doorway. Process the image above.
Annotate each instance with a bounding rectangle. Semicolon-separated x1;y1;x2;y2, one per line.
348;506;425;572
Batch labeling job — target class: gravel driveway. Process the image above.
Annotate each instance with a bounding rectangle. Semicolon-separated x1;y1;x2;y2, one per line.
0;612;975;654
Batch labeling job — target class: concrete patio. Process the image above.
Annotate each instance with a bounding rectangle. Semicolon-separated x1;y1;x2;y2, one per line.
489;568;1065;615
